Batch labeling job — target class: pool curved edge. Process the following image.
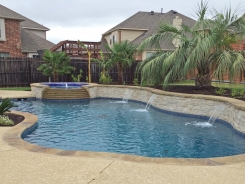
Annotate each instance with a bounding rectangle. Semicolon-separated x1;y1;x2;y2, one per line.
3;110;245;166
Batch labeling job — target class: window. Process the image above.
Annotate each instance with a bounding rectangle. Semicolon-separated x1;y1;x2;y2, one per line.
0;52;10;57
0;18;6;41
112;35;116;44
110;35;112;45
146;52;154;58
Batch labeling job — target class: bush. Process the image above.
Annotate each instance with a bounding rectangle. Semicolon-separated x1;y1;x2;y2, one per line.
0;98;14;115
215;88;226;95
0;115;14;126
133;78;139;86
231;88;245;98
99;72;112;84
71;69;83;82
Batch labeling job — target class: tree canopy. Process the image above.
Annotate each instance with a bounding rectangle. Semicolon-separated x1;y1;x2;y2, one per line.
136;0;245;88
37;50;74;82
106;40;136;84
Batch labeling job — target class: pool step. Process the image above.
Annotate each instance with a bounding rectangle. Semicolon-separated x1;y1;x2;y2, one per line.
42;87;90;100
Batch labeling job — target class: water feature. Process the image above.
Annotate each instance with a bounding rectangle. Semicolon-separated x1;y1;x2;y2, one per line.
65;83;68;88
131;94;158;112
145;94;158;110
122;89;134;102
110;89;134;103
208;104;227;125
16;99;245;158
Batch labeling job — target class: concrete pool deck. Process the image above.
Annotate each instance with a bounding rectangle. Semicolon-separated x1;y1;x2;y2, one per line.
1;90;245;183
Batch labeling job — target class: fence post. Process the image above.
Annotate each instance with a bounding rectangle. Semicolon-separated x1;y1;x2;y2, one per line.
28;58;32;85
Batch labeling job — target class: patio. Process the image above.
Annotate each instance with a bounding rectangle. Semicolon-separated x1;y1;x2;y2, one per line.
1;89;245;183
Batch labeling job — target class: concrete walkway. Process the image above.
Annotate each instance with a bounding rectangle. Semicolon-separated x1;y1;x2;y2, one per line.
1;90;245;183
0;90;34;99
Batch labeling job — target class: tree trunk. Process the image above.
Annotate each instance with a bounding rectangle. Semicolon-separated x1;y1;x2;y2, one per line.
117;63;123;84
195;73;211;87
53;72;58;82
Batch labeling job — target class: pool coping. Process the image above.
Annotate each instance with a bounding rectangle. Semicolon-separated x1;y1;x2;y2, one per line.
3;110;245;166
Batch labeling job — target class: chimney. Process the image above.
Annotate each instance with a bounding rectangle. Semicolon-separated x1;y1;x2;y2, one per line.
172;16;182;47
150;11;154;15
161;8;163;14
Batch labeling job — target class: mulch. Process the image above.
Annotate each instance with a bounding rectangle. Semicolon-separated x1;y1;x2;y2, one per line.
0;113;25;127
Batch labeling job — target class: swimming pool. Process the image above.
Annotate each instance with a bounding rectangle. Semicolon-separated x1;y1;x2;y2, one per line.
15;99;245;158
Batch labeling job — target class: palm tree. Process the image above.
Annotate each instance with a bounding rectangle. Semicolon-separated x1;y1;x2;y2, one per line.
92;51;113;83
38;50;74;82
106;40;136;84
136;1;245;88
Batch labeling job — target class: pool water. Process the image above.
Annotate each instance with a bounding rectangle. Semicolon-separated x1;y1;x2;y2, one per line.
14;99;245;158
42;82;87;88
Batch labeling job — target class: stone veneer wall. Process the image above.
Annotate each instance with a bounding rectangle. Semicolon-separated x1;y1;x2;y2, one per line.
85;85;245;134
31;83;245;134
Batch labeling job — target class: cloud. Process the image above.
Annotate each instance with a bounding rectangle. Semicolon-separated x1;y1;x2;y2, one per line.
0;0;244;44
47;24;116;44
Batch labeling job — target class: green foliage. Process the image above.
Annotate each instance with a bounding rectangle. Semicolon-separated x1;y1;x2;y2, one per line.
71;69;83;82
0;98;14;115
141;81;147;87
37;50;74;82
92;51;113;73
99;72;112;84
86;76;88;82
0;115;14;126
105;40;137;84
133;78;139;86
215;88;227;95
231;88;245;98
136;1;245;88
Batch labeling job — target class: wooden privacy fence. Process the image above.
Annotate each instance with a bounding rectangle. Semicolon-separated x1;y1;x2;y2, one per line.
0;57;139;87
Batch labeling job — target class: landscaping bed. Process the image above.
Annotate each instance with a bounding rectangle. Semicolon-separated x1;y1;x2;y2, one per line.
0;114;24;127
164;85;245;101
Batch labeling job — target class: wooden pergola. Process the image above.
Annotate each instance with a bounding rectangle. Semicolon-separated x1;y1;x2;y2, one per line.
50;40;101;59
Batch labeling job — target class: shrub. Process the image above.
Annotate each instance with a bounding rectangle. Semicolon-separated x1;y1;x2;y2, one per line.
0;115;14;126
71;69;83;82
0;98;14;115
215;88;226;96
133;78;139;86
99;72;112;84
231;88;245;98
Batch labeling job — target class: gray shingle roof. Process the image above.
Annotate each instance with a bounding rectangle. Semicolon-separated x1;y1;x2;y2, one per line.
21;29;54;52
0;4;49;30
102;10;196;51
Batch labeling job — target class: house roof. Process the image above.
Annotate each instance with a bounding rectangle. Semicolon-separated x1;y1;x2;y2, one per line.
21;29;54;53
102;10;196;51
0;4;49;30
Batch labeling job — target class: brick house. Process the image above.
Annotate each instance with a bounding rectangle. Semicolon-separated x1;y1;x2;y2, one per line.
0;4;54;57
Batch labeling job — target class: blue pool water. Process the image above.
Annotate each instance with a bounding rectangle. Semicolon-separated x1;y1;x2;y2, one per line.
14;99;245;158
42;82;88;88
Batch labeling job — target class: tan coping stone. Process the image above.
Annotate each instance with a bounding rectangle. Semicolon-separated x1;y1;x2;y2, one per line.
152;157;217;166
75;151;123;160
119;154;154;163
3;92;245;166
210;154;245;165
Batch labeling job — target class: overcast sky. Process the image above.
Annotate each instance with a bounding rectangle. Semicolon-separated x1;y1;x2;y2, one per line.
0;0;244;44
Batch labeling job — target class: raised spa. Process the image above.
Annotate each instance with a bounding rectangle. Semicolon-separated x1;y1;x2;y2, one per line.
17;98;245;158
41;82;88;89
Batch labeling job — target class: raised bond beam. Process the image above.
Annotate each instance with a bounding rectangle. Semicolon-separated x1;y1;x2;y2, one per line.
42;87;90;100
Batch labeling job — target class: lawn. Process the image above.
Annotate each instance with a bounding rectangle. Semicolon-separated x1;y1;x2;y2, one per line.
173;80;245;89
0;87;31;91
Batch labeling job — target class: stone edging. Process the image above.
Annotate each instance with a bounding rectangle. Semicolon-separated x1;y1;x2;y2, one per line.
3;110;245;166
